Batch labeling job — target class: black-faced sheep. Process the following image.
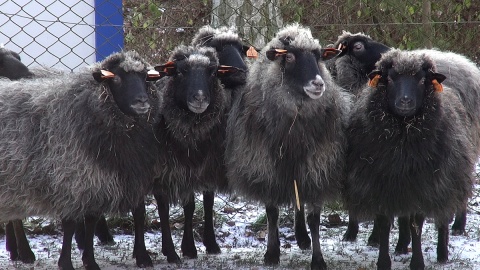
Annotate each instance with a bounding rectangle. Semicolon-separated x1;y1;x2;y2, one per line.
0;50;162;270
225;24;352;270
0;47;37;264
324;31;411;250
131;45;235;263
331;33;471;250
344;49;479;270
0;48;116;266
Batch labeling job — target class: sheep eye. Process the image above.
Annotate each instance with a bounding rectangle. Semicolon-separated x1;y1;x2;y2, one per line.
177;69;185;76
285;53;295;62
112;76;121;84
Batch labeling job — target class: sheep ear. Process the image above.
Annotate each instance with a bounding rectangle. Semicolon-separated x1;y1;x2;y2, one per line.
146;70;163;81
320;48;341;60
217;65;241;77
368;70;382;88
266;49;287;61
244;45;259;59
430;72;446;92
154;61;176;76
93;69;115;82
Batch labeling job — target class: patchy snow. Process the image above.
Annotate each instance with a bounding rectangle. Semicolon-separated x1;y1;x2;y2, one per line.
1;170;479;269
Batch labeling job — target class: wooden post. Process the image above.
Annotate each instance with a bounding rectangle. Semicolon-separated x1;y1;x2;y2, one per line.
422;0;433;48
211;0;283;48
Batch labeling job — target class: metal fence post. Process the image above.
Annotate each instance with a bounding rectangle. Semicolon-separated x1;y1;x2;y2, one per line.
95;0;123;62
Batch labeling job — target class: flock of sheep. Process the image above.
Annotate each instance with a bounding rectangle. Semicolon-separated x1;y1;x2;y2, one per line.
0;23;479;270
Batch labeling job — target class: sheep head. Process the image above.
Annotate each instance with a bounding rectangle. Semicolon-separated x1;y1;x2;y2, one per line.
92;51;161;116
154;46;236;114
265;44;340;100
368;49;446;117
333;31;390;74
0;48;34;80
191;25;257;88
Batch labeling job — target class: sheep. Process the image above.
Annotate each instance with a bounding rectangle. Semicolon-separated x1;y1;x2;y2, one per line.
0;50;162;270
330;33;471;250
344;48;479;269
130;45;236;263
324;31;412;250
0;47;37;264
0;48;116;265
225;23;352;270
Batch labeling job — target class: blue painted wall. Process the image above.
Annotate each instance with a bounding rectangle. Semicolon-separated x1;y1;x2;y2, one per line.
95;0;123;62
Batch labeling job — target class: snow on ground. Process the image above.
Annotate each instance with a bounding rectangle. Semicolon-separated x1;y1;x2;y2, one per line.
1;171;479;269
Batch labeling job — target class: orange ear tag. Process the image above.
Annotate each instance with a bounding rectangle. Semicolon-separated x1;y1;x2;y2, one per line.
246;46;258;59
432;79;443;92
100;70;115;79
368;74;381;88
146;70;162;80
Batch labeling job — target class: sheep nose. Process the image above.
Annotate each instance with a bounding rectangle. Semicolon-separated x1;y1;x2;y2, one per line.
136;96;148;104
399;96;413;107
312;78;324;87
194;90;206;103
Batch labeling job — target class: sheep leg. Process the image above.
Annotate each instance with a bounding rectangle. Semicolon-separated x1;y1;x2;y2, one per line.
12;219;35;263
76;215;113;250
307;210;327;270
264;205;280;265
409;213;425;270
81;214;100;270
181;193;198;258
5;221;18;260
94;215;115;245
132;201;153;267
58;219;76;270
202;190;221;254
295;204;311;250
451;207;467;236
394;216;411;254
376;214;392;270
74;221;86;250
436;222;449;263
342;210;359;242
367;216;381;247
154;191;181;263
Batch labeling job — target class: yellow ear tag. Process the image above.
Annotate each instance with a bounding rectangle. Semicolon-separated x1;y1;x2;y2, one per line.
368;74;381;88
246;46;258;59
432;79;443;92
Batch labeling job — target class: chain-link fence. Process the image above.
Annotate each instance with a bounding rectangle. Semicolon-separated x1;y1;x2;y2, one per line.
1;0;479;71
